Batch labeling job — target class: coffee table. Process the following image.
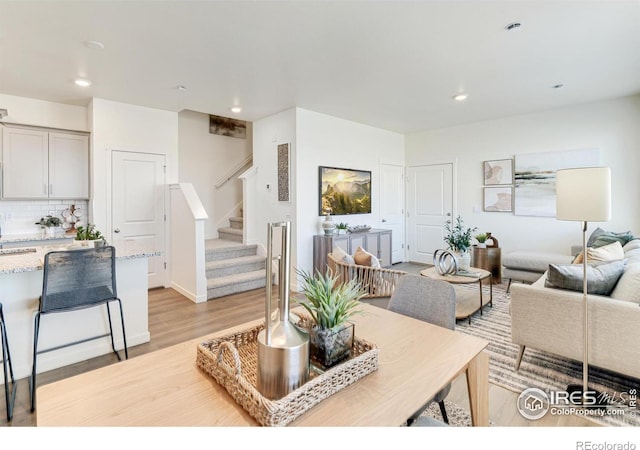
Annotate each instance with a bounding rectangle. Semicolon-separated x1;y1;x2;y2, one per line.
421;267;493;324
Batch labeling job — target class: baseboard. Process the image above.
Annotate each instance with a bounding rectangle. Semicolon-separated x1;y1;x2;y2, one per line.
171;281;207;303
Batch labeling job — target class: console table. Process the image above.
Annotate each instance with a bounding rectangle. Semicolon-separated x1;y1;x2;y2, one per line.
313;228;392;275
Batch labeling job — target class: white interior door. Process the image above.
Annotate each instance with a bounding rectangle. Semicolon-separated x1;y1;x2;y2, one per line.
406;163;453;264
380;163;405;264
112;151;166;288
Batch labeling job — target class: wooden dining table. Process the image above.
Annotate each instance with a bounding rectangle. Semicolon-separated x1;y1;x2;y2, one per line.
36;303;489;426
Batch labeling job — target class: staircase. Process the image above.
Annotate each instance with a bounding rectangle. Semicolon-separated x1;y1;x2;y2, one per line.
206;217;269;299
217;217;243;242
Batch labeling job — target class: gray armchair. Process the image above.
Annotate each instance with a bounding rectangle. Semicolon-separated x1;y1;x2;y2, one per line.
387;274;456;425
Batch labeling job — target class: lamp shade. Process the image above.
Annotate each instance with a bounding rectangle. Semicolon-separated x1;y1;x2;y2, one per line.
556;167;611;221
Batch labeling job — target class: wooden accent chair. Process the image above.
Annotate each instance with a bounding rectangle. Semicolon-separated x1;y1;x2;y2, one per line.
327;253;407;298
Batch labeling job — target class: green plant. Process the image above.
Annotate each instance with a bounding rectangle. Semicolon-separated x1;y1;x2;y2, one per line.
336;222;348;230
443;215;477;253
475;232;488;244
35;215;62;228
75;223;104;241
296;268;367;330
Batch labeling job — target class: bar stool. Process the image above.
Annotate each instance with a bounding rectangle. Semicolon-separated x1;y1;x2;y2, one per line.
1;303;16;421
30;246;128;412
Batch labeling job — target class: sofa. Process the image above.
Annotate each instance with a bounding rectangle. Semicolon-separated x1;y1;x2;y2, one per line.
510;234;640;380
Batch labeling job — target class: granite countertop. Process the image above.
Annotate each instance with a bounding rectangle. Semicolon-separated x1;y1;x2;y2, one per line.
0;242;160;275
0;232;75;244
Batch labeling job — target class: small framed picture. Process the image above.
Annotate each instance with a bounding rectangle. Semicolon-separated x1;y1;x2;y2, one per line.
484;186;513;212
483;159;513;185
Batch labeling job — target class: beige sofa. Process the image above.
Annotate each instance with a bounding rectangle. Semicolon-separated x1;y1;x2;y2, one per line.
510;239;640;380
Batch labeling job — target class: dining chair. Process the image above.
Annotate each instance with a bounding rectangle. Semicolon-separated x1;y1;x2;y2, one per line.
30;245;128;412
1;303;16;421
387;274;456;425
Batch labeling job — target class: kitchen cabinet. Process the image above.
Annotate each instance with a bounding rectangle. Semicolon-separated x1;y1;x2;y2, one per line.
1;125;89;199
313;228;393;275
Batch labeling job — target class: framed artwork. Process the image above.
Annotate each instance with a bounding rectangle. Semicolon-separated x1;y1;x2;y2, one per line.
484;159;513;185
319;166;371;215
514;148;600;217
277;143;290;202
484;186;513;212
209;114;246;138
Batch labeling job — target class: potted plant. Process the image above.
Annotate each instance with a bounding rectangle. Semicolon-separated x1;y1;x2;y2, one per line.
75;223;106;247
443;215;477;271
336;222;349;234
35;215;62;236
296;268;367;368
475;232;488;248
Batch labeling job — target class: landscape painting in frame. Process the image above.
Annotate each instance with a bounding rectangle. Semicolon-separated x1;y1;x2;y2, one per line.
514;148;599;217
319;166;371;215
209;114;246;138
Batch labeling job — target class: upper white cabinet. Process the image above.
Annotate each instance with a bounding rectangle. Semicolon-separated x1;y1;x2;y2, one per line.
2;125;89;199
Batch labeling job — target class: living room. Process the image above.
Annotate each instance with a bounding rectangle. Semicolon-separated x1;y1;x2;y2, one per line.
0;0;639;446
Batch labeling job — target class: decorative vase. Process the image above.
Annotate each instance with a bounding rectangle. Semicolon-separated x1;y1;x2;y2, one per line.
454;251;471;272
45;227;59;236
477;243;487;249
486;232;499;248
309;322;354;368
322;214;336;235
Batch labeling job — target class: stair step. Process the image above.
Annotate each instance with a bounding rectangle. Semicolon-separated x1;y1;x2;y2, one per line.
218;227;243;243
228;217;243;230
206;255;266;278
207;269;270;299
205;242;257;261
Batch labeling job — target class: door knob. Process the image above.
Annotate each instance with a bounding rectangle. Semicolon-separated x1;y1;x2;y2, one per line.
381;219;387;223
446;213;452;216
114;228;121;233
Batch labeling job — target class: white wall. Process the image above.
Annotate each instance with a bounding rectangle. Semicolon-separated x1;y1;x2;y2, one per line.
296;109;404;273
251;107;405;278
250;108;297;266
89;98;178;235
0;93;88;131
178;110;252;239
405;95;640;253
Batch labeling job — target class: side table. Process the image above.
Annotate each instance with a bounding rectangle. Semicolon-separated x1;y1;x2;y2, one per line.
471;246;502;284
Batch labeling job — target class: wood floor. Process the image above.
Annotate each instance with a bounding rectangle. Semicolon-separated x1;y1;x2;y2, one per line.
2;269;597;427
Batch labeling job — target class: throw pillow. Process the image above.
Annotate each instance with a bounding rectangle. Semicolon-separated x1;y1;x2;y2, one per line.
586;227;635;249
609;263;640;304
545;259;626;296
332;246;350;263
354;246;381;269
573;241;625;264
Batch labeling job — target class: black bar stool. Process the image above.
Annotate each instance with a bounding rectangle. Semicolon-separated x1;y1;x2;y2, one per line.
30;246;128;412
1;303;16;421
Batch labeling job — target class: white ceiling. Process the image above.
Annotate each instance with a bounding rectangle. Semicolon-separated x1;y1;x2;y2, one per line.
1;1;639;133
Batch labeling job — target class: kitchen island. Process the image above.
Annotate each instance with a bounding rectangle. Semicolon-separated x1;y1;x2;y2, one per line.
0;241;156;381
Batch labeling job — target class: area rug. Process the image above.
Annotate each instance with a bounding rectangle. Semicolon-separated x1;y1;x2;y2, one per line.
453;283;640;427
416;400;489;427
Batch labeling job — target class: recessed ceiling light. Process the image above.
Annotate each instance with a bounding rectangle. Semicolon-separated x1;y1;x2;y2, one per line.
230;106;242;113
83;40;105;50
74;79;92;87
506;22;522;31
452;93;468;101
177;85;187;91
552;84;564;89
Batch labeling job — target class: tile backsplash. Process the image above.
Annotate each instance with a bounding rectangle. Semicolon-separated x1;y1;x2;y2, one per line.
0;199;89;235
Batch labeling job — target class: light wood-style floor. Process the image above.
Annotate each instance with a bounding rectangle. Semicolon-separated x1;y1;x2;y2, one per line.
2;267;598;427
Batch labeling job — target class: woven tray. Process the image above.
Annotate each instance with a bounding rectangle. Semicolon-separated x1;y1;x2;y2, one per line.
196;323;378;426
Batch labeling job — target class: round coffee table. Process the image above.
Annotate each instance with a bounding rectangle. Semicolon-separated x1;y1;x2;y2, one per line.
420;267;493;324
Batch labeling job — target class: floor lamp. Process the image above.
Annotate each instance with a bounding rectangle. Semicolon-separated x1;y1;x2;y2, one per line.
556;167;611;405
